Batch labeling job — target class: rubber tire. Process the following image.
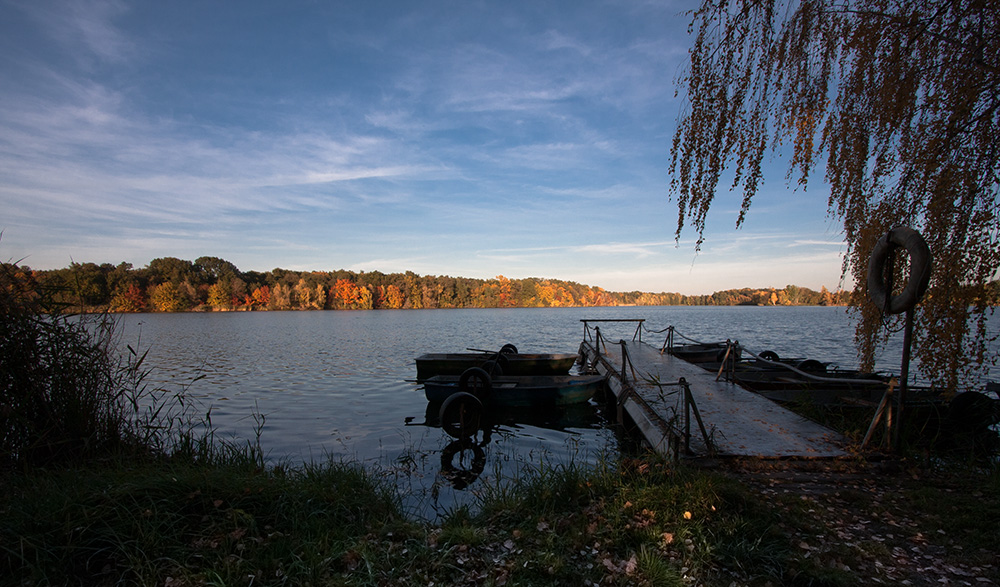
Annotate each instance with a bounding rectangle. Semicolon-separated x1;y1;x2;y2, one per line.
796;359;826;373
487;352;510;370
759;350;780;362
439;392;483;439
867;227;932;315
481;360;504;377
500;344;518;355
459;367;492;402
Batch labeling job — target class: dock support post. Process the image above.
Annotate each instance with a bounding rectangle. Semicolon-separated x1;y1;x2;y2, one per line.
681;377;714;456
892;308;914;452
682;379;691;454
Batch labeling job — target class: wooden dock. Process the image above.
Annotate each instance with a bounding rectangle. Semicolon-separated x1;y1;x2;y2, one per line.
579;320;848;459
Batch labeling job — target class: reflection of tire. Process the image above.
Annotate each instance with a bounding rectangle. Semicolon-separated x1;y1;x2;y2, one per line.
867;227;932;315
439;392;482;438
500;344;518;355
459;367;492;402
440;438;487;490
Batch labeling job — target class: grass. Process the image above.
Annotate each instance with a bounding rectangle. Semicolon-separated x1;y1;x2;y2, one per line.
0;453;780;586
2;454;407;585
5;452;997;586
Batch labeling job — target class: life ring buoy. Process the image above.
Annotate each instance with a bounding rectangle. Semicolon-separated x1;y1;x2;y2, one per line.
867;227;932;315
439;392;483;438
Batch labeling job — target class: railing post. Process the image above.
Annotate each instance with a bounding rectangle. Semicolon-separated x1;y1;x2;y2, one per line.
681;377;691;454
661;325;675;353
620;341;627;382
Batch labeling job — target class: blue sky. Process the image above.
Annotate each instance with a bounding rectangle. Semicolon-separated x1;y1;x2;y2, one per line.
0;0;850;295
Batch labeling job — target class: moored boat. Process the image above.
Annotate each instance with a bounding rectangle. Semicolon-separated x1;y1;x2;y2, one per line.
423;372;604;408
702;350;895;404
415;349;578;380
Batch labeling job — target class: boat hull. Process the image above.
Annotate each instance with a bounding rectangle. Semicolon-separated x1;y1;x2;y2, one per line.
415;353;578;380
423;374;603;408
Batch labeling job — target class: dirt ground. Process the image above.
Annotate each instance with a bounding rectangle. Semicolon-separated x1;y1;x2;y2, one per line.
717;457;999;586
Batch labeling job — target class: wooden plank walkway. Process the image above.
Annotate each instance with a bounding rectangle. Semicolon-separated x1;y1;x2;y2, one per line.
581;337;848;459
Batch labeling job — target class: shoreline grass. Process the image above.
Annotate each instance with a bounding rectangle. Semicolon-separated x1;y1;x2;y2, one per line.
3;452;998;586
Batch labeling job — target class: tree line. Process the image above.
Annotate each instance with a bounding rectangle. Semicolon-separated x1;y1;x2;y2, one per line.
6;256;854;312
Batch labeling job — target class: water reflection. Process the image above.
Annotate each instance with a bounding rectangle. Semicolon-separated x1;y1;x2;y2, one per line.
414;400;608;490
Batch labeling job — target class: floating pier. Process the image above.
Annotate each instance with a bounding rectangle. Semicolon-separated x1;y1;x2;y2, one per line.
579;320;848;459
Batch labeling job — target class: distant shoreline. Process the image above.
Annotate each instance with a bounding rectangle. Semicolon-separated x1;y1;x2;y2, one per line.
15;256;853;313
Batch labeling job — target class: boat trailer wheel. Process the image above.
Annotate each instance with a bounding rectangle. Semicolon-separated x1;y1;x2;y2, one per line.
488;352;510;369
500;343;518;355
459;367;493;402
480;360;504;377
439;392;483;439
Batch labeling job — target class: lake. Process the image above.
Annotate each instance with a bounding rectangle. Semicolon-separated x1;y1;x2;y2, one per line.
116;306;998;517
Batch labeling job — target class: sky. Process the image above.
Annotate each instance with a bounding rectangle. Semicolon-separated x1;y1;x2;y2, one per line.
0;0;851;296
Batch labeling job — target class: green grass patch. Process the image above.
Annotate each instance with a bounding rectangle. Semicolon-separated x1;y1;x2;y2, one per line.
2;456;412;585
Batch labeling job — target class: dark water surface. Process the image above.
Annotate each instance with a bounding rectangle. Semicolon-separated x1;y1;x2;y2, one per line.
117;306;998;517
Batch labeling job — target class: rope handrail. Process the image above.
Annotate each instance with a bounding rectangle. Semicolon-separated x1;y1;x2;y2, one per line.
641;324;672;334
643;322;708;344
580;318;644;342
588;319;892;390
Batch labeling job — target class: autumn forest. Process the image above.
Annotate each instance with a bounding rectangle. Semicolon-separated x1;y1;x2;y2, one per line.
9;256;853;312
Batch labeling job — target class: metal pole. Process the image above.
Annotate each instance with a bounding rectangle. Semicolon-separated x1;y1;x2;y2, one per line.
893;307;914;451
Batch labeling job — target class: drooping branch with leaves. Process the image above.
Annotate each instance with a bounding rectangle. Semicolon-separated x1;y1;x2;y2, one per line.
670;0;999;389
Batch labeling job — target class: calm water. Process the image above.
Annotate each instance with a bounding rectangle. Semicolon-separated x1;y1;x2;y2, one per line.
116;306;998;517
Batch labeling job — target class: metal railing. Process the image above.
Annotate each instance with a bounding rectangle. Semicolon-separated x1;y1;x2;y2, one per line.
583;334;714;461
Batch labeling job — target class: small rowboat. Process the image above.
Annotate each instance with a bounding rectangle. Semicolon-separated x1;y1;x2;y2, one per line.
415;344;577;381
424;372;604;408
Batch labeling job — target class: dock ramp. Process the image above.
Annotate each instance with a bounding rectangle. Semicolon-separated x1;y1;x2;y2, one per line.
579;320;848;459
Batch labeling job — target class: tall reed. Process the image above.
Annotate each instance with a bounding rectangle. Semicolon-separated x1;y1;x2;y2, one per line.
1;262;154;469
